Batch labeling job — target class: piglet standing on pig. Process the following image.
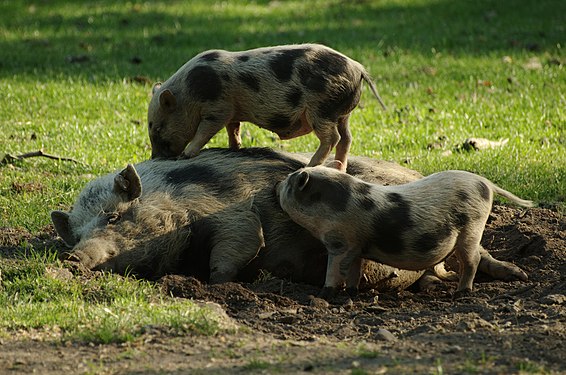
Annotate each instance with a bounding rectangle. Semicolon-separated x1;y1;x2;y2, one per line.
148;43;386;171
277;166;533;299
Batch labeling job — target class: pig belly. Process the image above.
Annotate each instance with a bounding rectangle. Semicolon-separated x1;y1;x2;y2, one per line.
275;112;313;140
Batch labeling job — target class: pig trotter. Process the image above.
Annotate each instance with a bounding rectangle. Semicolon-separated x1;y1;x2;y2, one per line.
319;286;338;301
345;286;359;298
453;288;473;300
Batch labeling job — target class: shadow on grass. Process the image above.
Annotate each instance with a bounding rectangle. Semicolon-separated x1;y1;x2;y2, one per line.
1;0;563;79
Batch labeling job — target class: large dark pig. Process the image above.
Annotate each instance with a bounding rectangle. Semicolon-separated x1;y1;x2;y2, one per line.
50;148;527;292
148;44;387;171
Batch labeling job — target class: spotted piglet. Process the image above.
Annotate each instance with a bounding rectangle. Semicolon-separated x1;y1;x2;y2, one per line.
277;166;533;299
148;44;386;170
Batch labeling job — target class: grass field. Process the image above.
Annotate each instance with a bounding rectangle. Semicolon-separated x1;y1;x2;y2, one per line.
1;0;565;344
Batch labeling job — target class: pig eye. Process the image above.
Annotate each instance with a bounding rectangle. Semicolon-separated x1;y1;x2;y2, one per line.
149;122;153;130
105;212;121;225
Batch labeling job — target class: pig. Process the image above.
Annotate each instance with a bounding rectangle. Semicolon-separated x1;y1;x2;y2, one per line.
277;165;533;299
51;148;527;293
147;44;386;171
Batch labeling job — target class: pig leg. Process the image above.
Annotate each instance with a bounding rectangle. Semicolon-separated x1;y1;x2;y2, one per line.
308;120;340;168
182;115;230;158
321;250;360;299
320;254;343;299
334;115;352;172
226;121;242;150
478;246;528;281
208;200;265;283
320;233;359;299
453;226;483;298
345;256;363;297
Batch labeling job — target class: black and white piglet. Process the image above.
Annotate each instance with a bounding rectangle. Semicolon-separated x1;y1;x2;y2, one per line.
277;166;533;299
148;44;386;170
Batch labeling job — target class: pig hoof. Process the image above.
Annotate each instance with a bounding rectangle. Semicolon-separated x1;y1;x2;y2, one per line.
318;286;337;301
502;266;528;282
453;288;472;300
345;287;359;298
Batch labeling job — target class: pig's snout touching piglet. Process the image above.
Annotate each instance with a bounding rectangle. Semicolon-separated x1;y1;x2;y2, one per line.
277;166;533;299
147;43;386;171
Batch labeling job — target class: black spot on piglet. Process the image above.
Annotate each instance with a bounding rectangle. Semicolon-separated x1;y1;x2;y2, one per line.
477;181;491;201
186;66;223;102
200;51;220;61
292;173;351;212
298;65;327;92
285;87;303;107
370;192;414;253
457;190;470;202
355;182;375;210
416;225;452;254
269;48;308;81
313;51;348;76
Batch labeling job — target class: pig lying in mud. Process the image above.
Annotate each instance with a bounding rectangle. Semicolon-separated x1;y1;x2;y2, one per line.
148;44;386;171
51;148;527;294
277;166;532;299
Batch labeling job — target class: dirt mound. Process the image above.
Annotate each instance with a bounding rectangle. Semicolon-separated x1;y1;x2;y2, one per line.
0;225;65;258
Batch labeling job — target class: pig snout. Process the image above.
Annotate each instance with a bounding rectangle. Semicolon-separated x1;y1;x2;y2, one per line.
67;238;116;270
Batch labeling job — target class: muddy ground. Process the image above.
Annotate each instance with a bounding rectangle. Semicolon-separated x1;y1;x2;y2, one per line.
1;204;564;374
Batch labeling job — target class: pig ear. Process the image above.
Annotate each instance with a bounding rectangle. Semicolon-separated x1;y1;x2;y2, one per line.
159;89;177;112
152;82;162;95
51;210;76;247
296;170;310;191
113;164;142;201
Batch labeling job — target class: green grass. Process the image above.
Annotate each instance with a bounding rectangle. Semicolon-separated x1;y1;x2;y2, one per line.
0;0;564;340
0;254;223;343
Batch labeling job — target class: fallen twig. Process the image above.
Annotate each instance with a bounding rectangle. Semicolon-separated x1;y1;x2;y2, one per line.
1;150;83;165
